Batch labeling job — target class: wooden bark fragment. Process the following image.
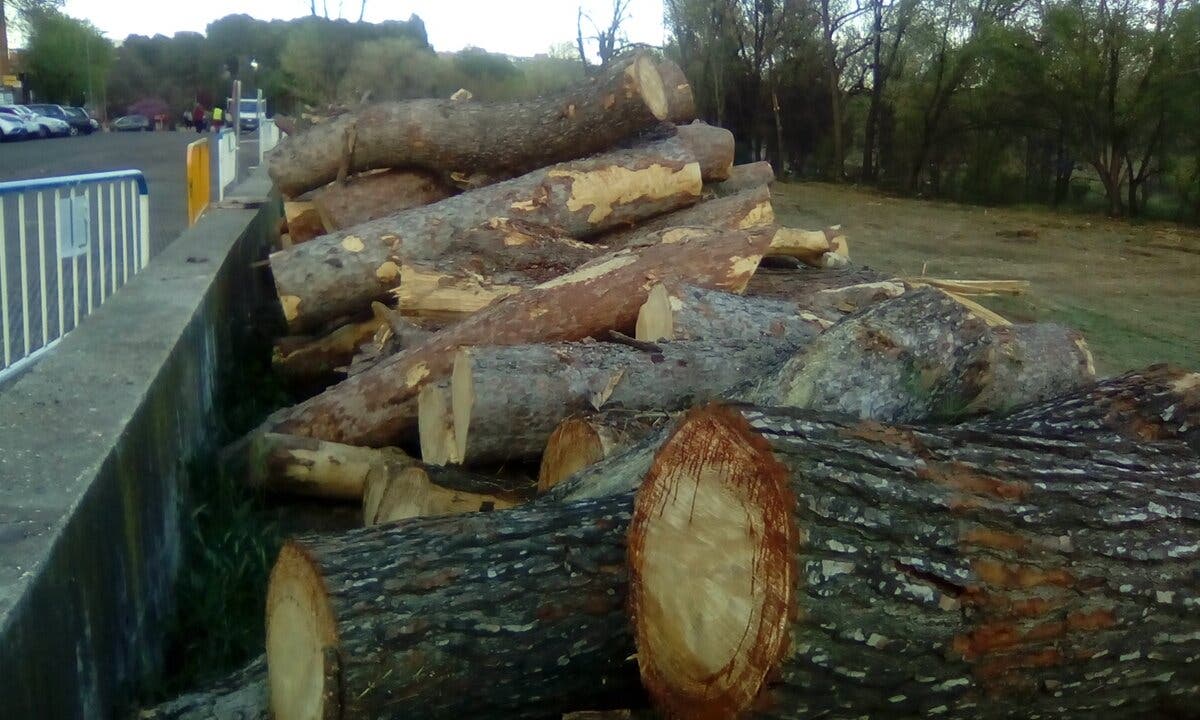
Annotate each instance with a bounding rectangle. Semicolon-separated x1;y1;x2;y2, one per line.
284;201;329;244
271;136;703;333
362;465;518;526
709;161;775;196
745;287;1096;421
309;168;455;229
389;219;601;322
267;52;682;196
673;123;735;181
597;186;774;250
443;338;797;467
137;656;266;720
262;226;777;447
272;301;396;388
635;282;828;344
538;411;669;493
628;401;1200;719
266;495;642;720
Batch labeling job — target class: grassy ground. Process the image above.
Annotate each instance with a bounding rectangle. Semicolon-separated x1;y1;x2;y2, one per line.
772;181;1200;376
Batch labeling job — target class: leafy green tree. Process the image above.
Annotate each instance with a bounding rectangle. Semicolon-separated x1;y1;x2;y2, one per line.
23;8;111;106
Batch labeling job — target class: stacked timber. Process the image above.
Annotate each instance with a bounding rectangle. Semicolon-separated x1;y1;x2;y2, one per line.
142;49;1200;720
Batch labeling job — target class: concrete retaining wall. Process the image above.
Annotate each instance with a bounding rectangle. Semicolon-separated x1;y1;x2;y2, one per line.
0;173;279;719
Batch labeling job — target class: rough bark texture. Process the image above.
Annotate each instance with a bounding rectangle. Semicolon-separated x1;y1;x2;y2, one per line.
541;425;673;503
447;338;799;467
390;219;601;321
262;226;777;447
345;315;434;378
709;162;775;196
635;282;827;344
309;169;456;229
597;186;774;250
674;123;735;181
630;401;1200;719
744;265;893;303
745;288;1096;422
271;136;703;333
266;494;642;720
267;52;681;196
284;201;329;244
137;656;266;720
272;302;396;390
538;410;669;493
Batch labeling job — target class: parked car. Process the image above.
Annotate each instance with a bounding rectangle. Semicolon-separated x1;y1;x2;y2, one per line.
0;113;29;141
0;106;41;137
24;104;74;136
112;114;153;132
2;105;68;138
26;104;86;136
63;107;99;134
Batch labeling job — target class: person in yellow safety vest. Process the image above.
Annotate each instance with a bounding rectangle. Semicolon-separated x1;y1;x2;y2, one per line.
212;105;224;132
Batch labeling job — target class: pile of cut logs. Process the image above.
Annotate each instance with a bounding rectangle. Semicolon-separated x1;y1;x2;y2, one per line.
141;52;1200;720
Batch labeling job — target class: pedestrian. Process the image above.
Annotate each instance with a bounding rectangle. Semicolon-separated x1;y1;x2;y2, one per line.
212;105;224;133
192;103;206;133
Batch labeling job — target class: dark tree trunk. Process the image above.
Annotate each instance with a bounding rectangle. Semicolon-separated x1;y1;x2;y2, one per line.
266;494;642;720
266;53;685;196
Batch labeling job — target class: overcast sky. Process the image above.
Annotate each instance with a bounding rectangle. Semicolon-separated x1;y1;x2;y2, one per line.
48;0;667;56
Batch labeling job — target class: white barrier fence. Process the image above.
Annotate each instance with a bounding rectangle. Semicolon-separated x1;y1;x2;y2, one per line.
0;171;150;381
217;128;238;201
259;118;280;164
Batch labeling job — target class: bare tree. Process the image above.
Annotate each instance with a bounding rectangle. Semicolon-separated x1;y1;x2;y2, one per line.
577;0;633;71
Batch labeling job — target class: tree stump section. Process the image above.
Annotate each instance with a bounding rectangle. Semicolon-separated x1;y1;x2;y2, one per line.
628;400;1200;719
261;226;778;447
674;123;735;181
266;494;642;720
267;53;686;196
537;411;669;493
271;137;704;333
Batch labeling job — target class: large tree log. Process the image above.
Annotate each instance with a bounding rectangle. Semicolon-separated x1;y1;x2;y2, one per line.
628;400;1200;720
267;52;684;196
266;494;642;720
271;137;704;333
635;282;829;343
709;161;775;196
537;410;669;493
598;186;774;250
309;169;456;229
656;57;696;123
390;218;602;322
137;656;266;720
441;338;799;467
745;287;1096;422
262;226;778;447
673;123;735;181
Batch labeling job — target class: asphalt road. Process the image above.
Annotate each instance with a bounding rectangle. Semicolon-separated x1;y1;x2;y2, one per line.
0;130;262;372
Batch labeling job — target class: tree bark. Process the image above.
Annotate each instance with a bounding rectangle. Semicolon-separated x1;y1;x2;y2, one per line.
266;495;642;720
537;410;669;493
266;52;682;197
628;400;1200;719
261;226;779;447
597;186;773;250
443;338;800;467
309;169;455;229
137;656;267;720
635;282;828;344
284;201;330;244
709;162;775;196
745;288;1096;422
271;136;703;333
744;265;894;302
272;301;396;390
674;122;735;181
389;218;602;322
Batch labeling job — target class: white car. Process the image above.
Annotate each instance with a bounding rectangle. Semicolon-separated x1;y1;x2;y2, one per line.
0;113;30;141
18;106;70;138
0;106;40;137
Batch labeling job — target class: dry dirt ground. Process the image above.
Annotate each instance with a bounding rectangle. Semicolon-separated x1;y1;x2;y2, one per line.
773;181;1200;376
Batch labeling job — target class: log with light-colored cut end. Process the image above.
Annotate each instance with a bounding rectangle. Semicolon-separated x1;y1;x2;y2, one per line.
447;338;801;468
708;161;775;196
267;52;679;197
266;494;641;720
247;432;414;500
262;225;777;447
137;656;267;720
417;381;457;465
362;465;518;526
537;410;670;493
271;136;703;333
597;185;774;250
766;225;846;266
656;57;696;123
310;168;455;229
284;201;329;244
635;282;827;344
744;287;1096;422
390;218;601;322
629;401;1200;720
673;123;734;181
272;301;397;388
